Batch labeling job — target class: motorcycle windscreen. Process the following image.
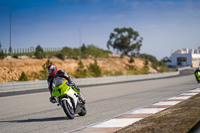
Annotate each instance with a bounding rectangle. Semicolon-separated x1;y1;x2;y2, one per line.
53;76;65;87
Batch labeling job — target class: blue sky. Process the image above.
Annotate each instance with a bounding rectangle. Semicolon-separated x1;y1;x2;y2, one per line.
0;0;200;59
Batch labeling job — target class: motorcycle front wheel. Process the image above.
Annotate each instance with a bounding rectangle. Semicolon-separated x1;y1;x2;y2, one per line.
78;105;87;116
62;100;75;119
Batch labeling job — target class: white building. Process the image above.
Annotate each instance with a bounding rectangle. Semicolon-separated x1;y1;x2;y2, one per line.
170;47;200;67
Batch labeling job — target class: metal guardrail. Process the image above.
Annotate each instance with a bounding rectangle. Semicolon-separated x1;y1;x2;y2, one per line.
0;80;48;93
0;71;180;93
74;72;180;85
2;47;62;54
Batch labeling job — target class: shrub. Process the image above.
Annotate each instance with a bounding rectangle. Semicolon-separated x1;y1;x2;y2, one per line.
129;57;134;63
56;53;65;60
88;59;102;77
59;44;111;59
61;47;76;59
158;61;169;72
113;70;123;76
143;59;149;74
75;60;88;78
140;54;169;72
18;72;29;81
0;51;6;59
128;65;136;70
0;44;6;59
85;45;111;58
140;54;160;70
34;45;45;59
12;55;18;59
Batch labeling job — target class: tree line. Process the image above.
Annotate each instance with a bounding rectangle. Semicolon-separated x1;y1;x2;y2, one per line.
1;27;143;59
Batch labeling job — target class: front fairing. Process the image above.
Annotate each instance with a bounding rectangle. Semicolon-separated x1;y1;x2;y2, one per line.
52;80;70;97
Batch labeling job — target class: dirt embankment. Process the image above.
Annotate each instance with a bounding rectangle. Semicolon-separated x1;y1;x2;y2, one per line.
0;54;157;83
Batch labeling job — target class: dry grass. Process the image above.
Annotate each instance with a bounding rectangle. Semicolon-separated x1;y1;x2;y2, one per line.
0;54;149;82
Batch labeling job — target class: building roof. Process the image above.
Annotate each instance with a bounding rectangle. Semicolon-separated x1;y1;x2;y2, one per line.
173;47;200;54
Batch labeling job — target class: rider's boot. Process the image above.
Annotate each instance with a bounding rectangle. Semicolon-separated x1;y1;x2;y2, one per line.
49;96;57;103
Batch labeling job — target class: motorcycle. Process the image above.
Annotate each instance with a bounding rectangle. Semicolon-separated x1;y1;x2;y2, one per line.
52;77;87;119
195;70;200;83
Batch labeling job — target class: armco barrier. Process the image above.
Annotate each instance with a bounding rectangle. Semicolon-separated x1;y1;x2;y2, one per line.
0;71;180;93
74;71;180;86
0;80;48;93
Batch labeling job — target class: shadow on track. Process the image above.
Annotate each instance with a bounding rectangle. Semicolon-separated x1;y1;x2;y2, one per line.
0;116;70;123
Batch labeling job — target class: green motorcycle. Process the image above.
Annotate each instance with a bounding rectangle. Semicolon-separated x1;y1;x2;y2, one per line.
195;71;200;83
52;77;86;119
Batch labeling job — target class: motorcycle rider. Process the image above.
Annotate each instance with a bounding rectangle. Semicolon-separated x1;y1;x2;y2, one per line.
47;64;85;104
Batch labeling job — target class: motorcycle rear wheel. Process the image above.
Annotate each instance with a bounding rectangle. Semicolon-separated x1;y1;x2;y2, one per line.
62;100;75;119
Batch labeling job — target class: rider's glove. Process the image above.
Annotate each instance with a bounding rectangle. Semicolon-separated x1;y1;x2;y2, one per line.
49;96;57;103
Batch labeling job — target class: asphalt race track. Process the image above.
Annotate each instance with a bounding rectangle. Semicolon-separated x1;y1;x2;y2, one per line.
0;74;198;133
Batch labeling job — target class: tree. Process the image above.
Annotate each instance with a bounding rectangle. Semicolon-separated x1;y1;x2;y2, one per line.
107;27;143;56
34;45;45;59
81;43;87;53
0;41;6;59
81;44;88;58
